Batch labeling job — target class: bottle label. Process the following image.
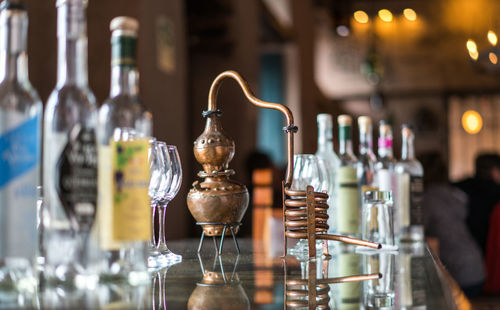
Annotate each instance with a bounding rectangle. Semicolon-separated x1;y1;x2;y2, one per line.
377;169;393;192
396;173;410;229
98;138;151;249
56;125;97;232
0;115;39;188
111;138;151;242
409;176;423;225
0;113;40;258
378;138;392;149
337;166;359;235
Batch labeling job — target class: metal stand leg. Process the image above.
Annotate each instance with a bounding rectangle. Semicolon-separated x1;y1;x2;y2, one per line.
219;225;227;254
197;231;205;253
230;226;240;254
212;236;219;255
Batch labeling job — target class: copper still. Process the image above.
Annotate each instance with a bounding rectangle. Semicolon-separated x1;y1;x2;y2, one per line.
187;70;295;240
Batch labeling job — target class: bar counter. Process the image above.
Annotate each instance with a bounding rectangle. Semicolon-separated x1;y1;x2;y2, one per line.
27;239;464;309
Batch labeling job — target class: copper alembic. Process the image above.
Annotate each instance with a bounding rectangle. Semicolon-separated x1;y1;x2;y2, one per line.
188;70;380;257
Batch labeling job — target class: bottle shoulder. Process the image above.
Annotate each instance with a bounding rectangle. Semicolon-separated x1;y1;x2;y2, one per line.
46;84;97;109
0;81;42;114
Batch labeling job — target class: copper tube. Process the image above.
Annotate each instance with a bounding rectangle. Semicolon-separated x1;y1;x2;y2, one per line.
318;234;382;249
207;70;296;187
286;273;381;286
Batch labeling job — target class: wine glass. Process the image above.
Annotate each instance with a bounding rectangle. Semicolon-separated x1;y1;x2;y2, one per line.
148;141;171;268
155;144;182;264
289;154;330;257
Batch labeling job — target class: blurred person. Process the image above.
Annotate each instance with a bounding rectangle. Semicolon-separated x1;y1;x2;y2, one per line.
454;153;500;253
420;152;485;297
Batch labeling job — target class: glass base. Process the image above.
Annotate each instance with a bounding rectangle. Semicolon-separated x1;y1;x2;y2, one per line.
148;249;182;270
288;239;325;260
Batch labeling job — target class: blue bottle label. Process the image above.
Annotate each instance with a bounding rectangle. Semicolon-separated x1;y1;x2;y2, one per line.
0;114;40;188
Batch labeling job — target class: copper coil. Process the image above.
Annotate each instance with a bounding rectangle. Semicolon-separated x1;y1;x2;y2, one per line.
285;188;328;200
285;283;330;309
285;199;328;209
285;209;329;218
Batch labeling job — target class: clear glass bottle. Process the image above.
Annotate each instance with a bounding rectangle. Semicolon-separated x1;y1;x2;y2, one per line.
357;116;377;194
375;121;396;191
315;113;339;233
97;17;152;284
0;1;42;289
43;0;98;285
395;125;424;242
336;115;360;237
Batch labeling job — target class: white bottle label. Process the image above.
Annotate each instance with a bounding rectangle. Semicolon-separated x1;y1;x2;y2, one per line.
377;169;392;192
0;112;40;259
396;173;410;229
337;166;359;235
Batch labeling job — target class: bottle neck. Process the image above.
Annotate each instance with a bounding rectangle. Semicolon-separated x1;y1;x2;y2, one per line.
339;125;353;155
110;66;138;97
56;2;88;87
401;135;415;160
0;9;28;83
359;129;373;155
378;137;394;158
317;121;334;153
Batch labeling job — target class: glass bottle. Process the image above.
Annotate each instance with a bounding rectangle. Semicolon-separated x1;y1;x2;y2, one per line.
375;121;396;191
43;0;98;285
0;0;42;289
395;125;424;242
97;16;152;284
315;113;339;233
336;115;360;237
357;116;377;195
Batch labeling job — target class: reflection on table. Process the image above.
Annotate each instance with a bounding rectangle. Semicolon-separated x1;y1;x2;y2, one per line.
0;239;462;309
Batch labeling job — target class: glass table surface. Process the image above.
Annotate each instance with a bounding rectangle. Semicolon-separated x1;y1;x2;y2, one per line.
5;239;462;309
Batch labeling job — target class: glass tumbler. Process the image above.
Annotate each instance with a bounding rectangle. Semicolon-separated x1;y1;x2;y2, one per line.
361;191;397;251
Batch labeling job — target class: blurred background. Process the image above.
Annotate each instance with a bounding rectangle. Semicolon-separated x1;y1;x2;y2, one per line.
24;0;500;244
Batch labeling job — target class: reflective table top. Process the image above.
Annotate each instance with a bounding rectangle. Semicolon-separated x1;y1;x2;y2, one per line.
7;239;462;309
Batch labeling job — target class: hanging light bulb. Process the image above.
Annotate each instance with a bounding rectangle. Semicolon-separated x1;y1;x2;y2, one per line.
466;39;478;53
462;110;483;134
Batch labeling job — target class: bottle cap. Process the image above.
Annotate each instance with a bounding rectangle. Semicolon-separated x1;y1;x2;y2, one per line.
379;122;392;136
337;114;352;126
110;16;139;35
317;113;333;127
358;116;372;128
401;124;413;137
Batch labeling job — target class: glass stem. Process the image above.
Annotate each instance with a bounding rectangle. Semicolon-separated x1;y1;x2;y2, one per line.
157;204;169;252
151;204;157;247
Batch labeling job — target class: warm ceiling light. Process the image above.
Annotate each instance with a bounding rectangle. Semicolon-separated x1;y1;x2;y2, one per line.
489;52;498;64
353;10;369;24
403;8;417;21
488;30;498;46
469;50;479;61
378;9;393;22
462;110;483;134
466;39;477;52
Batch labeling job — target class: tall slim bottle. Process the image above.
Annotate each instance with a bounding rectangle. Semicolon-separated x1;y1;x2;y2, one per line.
375;121;396;191
395;125;424;242
0;1;42;286
97;17;152;283
315;113;339;233
336;115;359;237
357;116;377;194
43;0;98;283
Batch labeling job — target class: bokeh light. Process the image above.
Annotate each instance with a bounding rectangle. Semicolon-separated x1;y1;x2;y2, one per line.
403;8;417;21
462;110;483;134
353;10;369;24
378;9;393;22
